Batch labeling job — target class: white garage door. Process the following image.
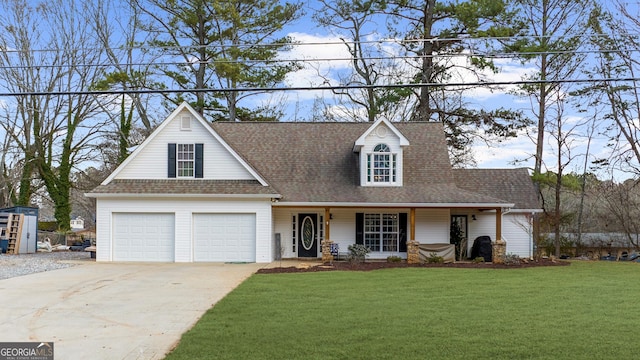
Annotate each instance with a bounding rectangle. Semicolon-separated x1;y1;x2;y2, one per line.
193;214;256;262
113;213;175;262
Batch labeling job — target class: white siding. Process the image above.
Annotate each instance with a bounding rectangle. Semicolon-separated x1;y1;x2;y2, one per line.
273;208;451;260
415;209;450;244
464;211;533;258
271;207;534;260
273;209;296;258
503;213;533;258
364;123;402;149
359;123;405;186
468;213;495;242
115;109;254;180
326;208;358;257
95;197;272;263
274;208;363;259
466;212;495;255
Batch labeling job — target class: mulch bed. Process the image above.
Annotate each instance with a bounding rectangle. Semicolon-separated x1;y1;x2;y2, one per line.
257;258;570;274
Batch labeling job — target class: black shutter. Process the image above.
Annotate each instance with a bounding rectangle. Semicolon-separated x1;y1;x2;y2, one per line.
195;143;203;178
355;213;364;245
399;213;408;252
168;143;176;178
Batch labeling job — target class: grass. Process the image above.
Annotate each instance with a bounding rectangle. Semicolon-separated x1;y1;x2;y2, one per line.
165;261;640;359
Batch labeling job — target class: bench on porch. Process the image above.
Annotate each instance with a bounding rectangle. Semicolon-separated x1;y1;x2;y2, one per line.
330;243;349;261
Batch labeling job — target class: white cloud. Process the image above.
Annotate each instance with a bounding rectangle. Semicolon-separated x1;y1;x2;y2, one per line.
473;134;534;168
284;33;535;103
278;32;539;123
443;54;535;101
274;32;356;105
284;33;352;81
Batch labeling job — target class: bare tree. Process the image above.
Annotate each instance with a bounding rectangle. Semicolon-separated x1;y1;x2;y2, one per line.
0;0;50;206
597;180;640;249
88;0;163;165
550;99;586;257
0;124;20;206
312;0;529;165
512;0;595;177
313;0;412;123
584;4;640;178
0;0;108;230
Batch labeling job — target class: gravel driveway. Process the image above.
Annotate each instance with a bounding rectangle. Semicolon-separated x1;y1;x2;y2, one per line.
0;251;91;280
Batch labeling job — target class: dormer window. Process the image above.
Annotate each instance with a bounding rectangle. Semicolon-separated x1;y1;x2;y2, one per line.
355;119;407;187
367;143;397;184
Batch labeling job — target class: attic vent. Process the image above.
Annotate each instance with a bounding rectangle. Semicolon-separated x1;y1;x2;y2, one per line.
180;116;192;130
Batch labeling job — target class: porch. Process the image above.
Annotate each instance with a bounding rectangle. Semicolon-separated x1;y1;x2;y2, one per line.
271;206;510;263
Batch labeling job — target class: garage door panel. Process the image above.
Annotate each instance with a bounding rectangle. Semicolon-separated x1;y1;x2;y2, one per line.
193;214;255;262
113;213;175;262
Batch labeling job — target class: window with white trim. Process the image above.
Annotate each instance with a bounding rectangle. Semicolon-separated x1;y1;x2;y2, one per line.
364;213;399;252
177;144;194;177
292;215;296;253
367;143;397;184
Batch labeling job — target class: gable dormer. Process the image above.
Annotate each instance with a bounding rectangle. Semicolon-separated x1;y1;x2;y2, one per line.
354;119;409;187
101;102;268;186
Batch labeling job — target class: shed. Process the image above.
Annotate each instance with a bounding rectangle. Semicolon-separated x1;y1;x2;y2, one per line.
0;206;39;254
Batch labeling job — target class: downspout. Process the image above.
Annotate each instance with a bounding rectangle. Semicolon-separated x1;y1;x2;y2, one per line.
500;207;512;249
530;212;535;260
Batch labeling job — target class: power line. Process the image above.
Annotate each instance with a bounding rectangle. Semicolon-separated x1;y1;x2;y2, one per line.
2;32;640;54
0;76;636;97
0;47;639;71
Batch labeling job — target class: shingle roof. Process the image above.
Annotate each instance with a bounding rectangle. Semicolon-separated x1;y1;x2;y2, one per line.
90;119;536;208
452;168;541;210
210;122;511;205
88;179;277;196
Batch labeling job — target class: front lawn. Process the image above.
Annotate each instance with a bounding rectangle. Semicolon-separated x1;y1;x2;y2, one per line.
165;261;640;359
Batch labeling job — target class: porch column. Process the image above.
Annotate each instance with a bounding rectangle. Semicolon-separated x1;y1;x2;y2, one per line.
321;207;334;264
410;207;416;242
493;207;506;263
407;207;420;264
496;207;502;242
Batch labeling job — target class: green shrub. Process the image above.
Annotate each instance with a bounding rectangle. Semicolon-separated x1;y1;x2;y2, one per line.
472;257;485;264
38;221;58;232
426;252;444;263
387;255;402;263
503;253;521;265
347;244;370;263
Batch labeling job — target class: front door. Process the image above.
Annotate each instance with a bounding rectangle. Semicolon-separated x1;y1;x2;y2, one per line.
451;215;468;260
298;214;318;258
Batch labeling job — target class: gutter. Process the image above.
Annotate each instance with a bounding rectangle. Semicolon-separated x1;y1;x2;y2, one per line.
271;201;515;208
85;192;281;199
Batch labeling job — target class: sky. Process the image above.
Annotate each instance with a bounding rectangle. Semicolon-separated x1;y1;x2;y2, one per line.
266;26;592;177
252;1;637;181
0;0;635;182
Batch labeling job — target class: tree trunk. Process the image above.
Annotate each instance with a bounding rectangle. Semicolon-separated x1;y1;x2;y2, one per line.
16;152;34;206
415;0;436;122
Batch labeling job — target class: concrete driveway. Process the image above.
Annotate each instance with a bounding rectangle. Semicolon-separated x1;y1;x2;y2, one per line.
0;261;263;359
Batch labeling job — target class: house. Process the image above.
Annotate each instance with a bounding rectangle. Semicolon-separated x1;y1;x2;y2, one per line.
70;216;85;230
86;102;541;263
